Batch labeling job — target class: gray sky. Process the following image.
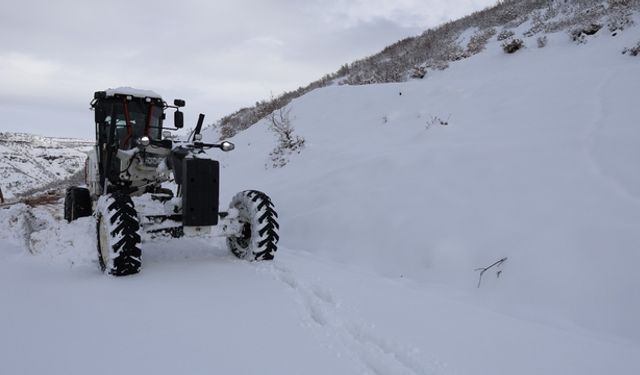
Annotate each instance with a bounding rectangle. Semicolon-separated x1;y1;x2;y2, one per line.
0;0;496;139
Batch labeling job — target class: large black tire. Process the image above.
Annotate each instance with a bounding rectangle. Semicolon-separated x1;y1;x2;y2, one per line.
64;187;92;222
227;190;279;261
96;193;142;276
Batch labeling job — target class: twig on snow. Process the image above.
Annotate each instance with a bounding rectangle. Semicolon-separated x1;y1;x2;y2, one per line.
475;257;507;288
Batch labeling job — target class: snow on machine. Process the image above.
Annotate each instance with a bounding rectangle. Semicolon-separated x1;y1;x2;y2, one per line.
64;87;279;275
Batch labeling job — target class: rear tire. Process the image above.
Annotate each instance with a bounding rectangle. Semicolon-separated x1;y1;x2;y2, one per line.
96;193;142;276
227;190;279;261
64;187;92;222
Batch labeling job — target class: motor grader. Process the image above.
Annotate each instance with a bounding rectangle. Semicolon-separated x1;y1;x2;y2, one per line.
65;87;278;276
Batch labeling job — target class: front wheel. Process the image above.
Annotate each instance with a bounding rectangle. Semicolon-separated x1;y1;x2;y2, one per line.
227;190;279;261
96;193;142;276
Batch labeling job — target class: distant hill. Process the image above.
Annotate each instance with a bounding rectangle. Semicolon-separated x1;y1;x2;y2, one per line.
0;132;93;200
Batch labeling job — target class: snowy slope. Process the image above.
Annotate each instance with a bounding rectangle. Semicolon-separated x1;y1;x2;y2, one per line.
0;133;92;199
211;20;640;342
1;8;640;375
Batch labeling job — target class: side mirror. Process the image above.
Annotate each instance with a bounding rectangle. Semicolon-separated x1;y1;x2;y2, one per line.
220;141;235;152
174;99;186;107
174;110;184;129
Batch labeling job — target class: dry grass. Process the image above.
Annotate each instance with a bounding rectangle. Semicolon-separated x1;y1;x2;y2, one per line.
22;193;62;207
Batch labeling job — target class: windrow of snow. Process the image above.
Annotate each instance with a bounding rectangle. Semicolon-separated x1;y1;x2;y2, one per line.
0;202;95;264
207;19;640;345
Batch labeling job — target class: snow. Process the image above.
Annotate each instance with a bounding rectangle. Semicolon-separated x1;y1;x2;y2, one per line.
104;86;163;99
456;26;479;46
2;11;640;375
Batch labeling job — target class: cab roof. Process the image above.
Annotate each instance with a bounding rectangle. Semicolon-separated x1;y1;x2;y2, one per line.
104;87;162;99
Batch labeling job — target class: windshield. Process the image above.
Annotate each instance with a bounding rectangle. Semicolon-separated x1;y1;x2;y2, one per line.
99;98;163;149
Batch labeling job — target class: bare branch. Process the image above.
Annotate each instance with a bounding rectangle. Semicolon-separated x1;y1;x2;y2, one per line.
475;257;507;288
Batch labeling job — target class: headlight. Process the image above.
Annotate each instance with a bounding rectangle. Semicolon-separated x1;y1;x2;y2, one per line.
138;136;150;147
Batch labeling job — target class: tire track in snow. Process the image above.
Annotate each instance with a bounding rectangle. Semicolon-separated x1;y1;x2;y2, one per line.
272;262;439;375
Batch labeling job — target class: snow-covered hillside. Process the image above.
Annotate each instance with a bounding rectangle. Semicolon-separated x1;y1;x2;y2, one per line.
0;132;92;199
216;0;640;138
1;5;640;375
211;13;640;370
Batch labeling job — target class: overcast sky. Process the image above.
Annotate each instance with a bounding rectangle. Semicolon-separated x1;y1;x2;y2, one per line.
0;0;496;139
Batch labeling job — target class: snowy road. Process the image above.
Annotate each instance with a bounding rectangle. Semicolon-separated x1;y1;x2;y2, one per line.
1;202;638;375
